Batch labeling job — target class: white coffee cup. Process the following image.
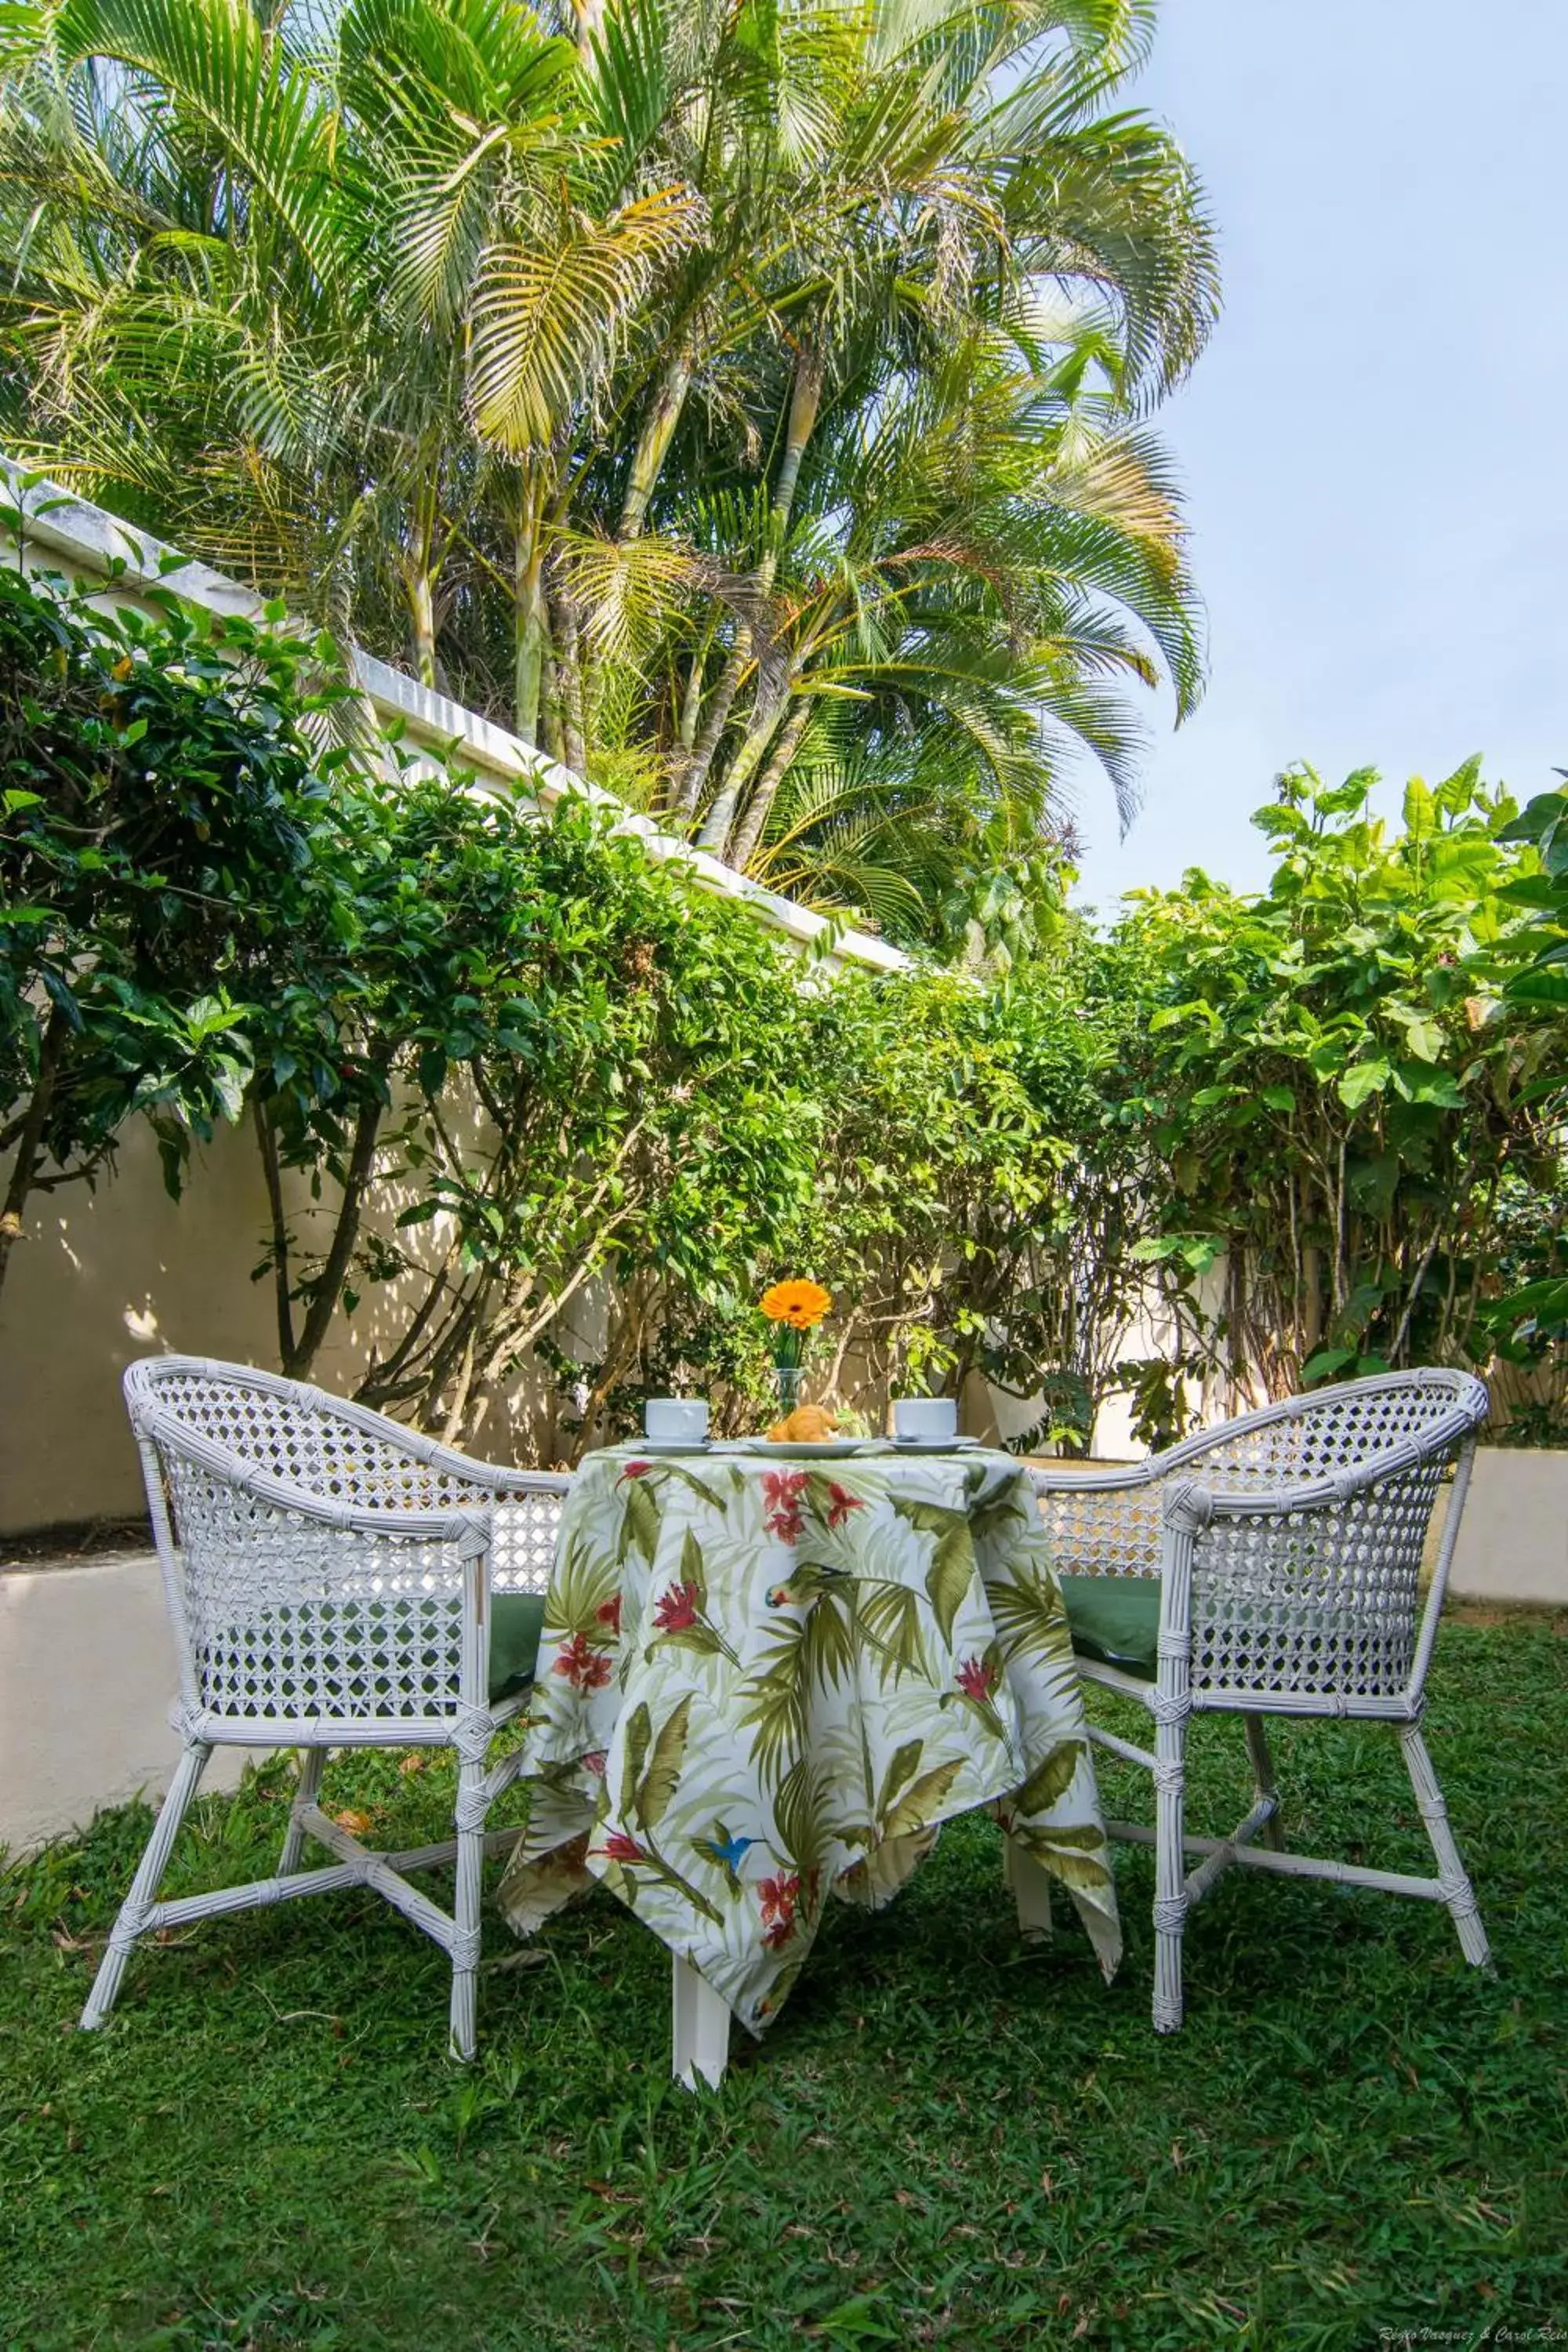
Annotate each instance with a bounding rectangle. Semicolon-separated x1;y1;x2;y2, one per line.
644;1396;710;1443
891;1396;958;1443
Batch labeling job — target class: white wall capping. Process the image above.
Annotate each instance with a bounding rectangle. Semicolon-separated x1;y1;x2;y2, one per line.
0;456;907;975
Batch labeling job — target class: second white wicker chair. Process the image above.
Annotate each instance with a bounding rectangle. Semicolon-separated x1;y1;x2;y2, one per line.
80;1356;570;2056
1029;1368;1493;2031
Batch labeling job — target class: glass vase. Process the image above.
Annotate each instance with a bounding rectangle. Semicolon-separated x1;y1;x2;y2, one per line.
774;1363;805;1419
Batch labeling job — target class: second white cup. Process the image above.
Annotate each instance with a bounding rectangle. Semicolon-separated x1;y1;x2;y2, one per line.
891;1396;958;1442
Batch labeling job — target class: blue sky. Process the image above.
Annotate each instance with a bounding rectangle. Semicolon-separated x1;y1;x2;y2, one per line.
1069;0;1568;913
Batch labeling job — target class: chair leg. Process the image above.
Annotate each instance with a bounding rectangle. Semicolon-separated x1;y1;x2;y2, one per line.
1243;1715;1285;1851
278;1746;327;1875
1152;1709;1189;2034
1399;1722;1491;1969
81;1740;212;2031
448;1754;488;2061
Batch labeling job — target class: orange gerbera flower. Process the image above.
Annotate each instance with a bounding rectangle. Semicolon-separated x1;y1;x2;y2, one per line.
759;1278;833;1330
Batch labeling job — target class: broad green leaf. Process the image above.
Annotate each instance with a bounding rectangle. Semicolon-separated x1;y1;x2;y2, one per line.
634;1693;693;1831
876;1739;925;1824
618;1475;661;1564
882;1759;963;1840
924;1525;975;1645
619;1700;652;1823
1013;1738;1083;1819
1301;1347;1356;1383
1338;1058;1390;1109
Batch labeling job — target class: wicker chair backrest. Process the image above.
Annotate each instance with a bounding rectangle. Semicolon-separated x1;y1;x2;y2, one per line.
128;1358;496;1509
1033;1370;1487;1706
125;1358;566;1726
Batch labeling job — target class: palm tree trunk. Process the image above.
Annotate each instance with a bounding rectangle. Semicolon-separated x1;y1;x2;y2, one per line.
668;339;823;829
619;350;693;542
694;691;778;856
407;568;437;690
550;572;586;775
404;467;446;690
541;631;566;764
669;622;750;825
510;470;549;744
676;619;715;753
730;695;812;868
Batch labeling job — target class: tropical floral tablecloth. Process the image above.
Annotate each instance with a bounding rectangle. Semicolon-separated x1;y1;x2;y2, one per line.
497;1444;1120;2032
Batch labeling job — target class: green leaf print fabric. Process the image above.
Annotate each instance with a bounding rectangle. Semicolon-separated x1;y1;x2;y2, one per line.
497;1446;1121;2034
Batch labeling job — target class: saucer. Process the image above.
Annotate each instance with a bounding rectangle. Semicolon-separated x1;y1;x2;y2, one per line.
892;1435;981;1452
633;1437;712;1454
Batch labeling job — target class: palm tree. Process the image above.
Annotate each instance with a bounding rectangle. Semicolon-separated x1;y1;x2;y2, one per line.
0;0;1218;938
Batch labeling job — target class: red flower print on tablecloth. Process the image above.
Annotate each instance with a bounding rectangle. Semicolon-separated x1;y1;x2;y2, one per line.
581;1750;608;1779
595;1593;622;1635
653;1580;701;1633
620;1460;653;1480
761;1469;809;1542
825;1481;864;1531
596;1830;644;1864
758;1870;801;1947
956;1655;998;1702
552;1632;613;1692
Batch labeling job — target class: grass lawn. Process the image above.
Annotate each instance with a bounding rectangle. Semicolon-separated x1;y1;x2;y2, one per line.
2;1610;1564;2351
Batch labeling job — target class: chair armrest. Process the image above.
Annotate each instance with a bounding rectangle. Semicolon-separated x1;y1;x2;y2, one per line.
1026;1457;1180;1499
492;1468;574;1497
154;1415;498;1548
1163;1423;1465;1532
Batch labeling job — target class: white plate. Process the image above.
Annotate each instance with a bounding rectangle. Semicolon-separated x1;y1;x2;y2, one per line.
892;1436;982;1453
714;1438;891;1461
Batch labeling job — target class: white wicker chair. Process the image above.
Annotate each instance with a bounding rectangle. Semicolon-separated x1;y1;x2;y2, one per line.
1029;1367;1492;2031
80;1356;569;2056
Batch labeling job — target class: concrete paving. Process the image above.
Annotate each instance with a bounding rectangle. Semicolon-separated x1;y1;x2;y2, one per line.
0;1550;251;1854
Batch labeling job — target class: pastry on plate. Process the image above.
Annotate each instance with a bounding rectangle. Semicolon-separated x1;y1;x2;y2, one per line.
766;1403;838;1443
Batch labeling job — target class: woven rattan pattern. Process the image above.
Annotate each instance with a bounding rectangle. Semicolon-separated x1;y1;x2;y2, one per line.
1034;1371;1480;1702
131;1358;566;1726
1028;1370;1493;2031
84;1356;575;2059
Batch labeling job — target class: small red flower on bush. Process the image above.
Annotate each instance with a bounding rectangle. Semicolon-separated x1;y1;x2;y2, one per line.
553;1632;613;1691
957;1655;998;1702
653;1581;701;1633
595;1593;622;1634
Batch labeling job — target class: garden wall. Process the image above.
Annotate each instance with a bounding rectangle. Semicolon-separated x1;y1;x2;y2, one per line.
0;467;906;1533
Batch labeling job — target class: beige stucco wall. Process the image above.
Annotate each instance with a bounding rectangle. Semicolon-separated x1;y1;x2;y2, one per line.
0;1120;286;1531
0;1105;601;1532
1446;1448;1568;1606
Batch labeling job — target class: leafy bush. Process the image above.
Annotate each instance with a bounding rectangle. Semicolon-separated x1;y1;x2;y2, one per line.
1116;760;1564;1401
7;564;1568;1455
0;561;353;1306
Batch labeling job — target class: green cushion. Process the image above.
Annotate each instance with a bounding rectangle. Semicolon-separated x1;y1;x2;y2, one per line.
488;1592;547;1700
1060;1573;1160;1680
